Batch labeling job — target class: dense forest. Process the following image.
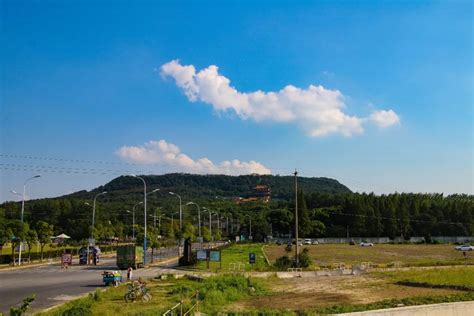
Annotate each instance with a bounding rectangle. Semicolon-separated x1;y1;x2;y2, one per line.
0;174;473;248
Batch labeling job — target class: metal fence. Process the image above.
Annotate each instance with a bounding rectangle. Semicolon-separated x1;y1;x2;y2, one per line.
274;236;474;244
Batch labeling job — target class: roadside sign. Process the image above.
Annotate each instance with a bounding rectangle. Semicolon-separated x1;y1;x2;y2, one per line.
249;253;256;264
235;236;240;242
209;251;220;262
197;250;207;260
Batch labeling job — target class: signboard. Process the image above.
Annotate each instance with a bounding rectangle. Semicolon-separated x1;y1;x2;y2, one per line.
196;250;207;261
209;251;221;262
197;237;204;243
249;253;256;264
235;236;240;242
61;253;72;267
240;235;246;241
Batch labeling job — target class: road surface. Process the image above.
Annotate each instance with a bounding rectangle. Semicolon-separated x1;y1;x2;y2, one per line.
0;254;179;313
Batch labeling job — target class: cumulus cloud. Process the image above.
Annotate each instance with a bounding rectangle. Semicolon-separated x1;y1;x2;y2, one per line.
369;110;400;128
161;60;400;137
116;139;271;175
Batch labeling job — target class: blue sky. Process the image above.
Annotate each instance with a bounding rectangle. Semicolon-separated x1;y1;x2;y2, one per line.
1;0;472;201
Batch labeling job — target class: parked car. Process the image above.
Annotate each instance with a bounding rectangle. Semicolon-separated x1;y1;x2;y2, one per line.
312;240;319;245
303;238;312;245
349;239;356;245
455;244;474;251
360;241;374;247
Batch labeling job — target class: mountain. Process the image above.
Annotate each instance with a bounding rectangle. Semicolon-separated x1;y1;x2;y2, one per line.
68;173;352;201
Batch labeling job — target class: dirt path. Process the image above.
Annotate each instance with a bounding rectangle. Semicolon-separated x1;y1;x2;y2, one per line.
231;274;464;312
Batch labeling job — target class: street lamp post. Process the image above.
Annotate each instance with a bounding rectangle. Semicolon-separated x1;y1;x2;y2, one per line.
129;174;147;265
16;175;41;266
186;202;201;237
87;191;107;265
131;201;143;240
202;208;212;238
169;192;182;230
245;215;252;241
125;210;134;239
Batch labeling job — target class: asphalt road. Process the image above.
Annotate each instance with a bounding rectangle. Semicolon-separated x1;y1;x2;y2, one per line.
0;254;179;314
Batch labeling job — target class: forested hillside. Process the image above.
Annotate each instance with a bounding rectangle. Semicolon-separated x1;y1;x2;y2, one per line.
0;173;472;245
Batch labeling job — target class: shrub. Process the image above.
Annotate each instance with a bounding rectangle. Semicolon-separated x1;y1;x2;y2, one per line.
274;255;292;270
298;248;312;268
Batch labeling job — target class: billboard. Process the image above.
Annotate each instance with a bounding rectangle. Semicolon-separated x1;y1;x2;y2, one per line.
209;251;220;262
196;250;207;261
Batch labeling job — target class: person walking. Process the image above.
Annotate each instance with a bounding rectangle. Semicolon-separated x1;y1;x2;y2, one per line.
127;266;133;281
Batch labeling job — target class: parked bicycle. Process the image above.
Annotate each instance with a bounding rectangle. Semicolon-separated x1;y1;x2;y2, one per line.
124;280;152;303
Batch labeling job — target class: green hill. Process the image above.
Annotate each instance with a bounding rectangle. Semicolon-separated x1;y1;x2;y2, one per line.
68;173;352;201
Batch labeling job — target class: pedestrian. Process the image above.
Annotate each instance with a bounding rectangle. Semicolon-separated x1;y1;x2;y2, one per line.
127;266;133;281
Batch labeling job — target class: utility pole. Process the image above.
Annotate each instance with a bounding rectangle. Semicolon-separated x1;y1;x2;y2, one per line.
294;169;299;268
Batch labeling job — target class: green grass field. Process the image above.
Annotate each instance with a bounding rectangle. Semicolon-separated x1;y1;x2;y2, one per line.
265;243;474;268
377;266;474;289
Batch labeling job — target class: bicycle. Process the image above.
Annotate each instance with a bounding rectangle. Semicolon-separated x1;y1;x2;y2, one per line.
124;282;152;303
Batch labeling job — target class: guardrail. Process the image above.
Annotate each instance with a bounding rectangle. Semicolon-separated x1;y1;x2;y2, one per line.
162;291;200;316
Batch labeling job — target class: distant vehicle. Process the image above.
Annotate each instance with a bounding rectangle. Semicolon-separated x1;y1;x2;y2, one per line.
360;241;374;247
455;244;474;251
303;238;312;245
117;245;144;269
312;240;319;245
349;240;356;245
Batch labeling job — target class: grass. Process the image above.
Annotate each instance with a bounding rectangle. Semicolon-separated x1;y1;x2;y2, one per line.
309;292;474;315
375;266;474;289
38;274;267;315
193;243;270;272
265;244;474;268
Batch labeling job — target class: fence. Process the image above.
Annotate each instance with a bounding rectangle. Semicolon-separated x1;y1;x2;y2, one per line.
274;236;474;245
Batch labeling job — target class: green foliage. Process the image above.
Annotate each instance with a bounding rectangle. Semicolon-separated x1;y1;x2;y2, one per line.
201;226;211;242
274;255;292;270
9;295;35;316
298;247;311;268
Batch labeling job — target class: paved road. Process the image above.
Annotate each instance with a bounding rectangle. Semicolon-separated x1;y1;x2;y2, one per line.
0;255;179;313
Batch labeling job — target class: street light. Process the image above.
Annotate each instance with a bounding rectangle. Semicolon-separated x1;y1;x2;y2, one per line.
169;192;182;230
186;202;201;237
87;191;107;264
128;174;148;265
130;201;143;240
171;211;178;227
202;208;212;238
11;175;41;266
245;215;252;241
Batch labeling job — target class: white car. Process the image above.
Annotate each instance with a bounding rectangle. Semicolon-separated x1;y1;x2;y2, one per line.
303;238;312;245
455;244;474;251
360;242;374;247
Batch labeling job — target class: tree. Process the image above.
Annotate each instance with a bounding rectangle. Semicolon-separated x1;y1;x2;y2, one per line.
202;227;211;242
25;229;38;262
9;220;29;265
35;221;53;262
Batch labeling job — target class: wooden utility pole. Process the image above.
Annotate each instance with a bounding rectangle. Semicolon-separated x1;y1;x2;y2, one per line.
294;169;299;267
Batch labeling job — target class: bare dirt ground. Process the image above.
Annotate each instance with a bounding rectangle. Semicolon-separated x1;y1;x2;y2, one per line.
231;274;464;312
265;244;473;267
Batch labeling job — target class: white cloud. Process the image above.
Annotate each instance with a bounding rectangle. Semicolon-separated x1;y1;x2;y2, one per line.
161;60;400;137
369;110;400;128
116;139;271;175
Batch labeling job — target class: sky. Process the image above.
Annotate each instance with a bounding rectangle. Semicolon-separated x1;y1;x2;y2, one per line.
1;0;473;202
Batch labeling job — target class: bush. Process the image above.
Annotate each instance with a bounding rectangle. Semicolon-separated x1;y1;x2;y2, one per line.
284;244;292;253
298;248;312;268
274;255;292;270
